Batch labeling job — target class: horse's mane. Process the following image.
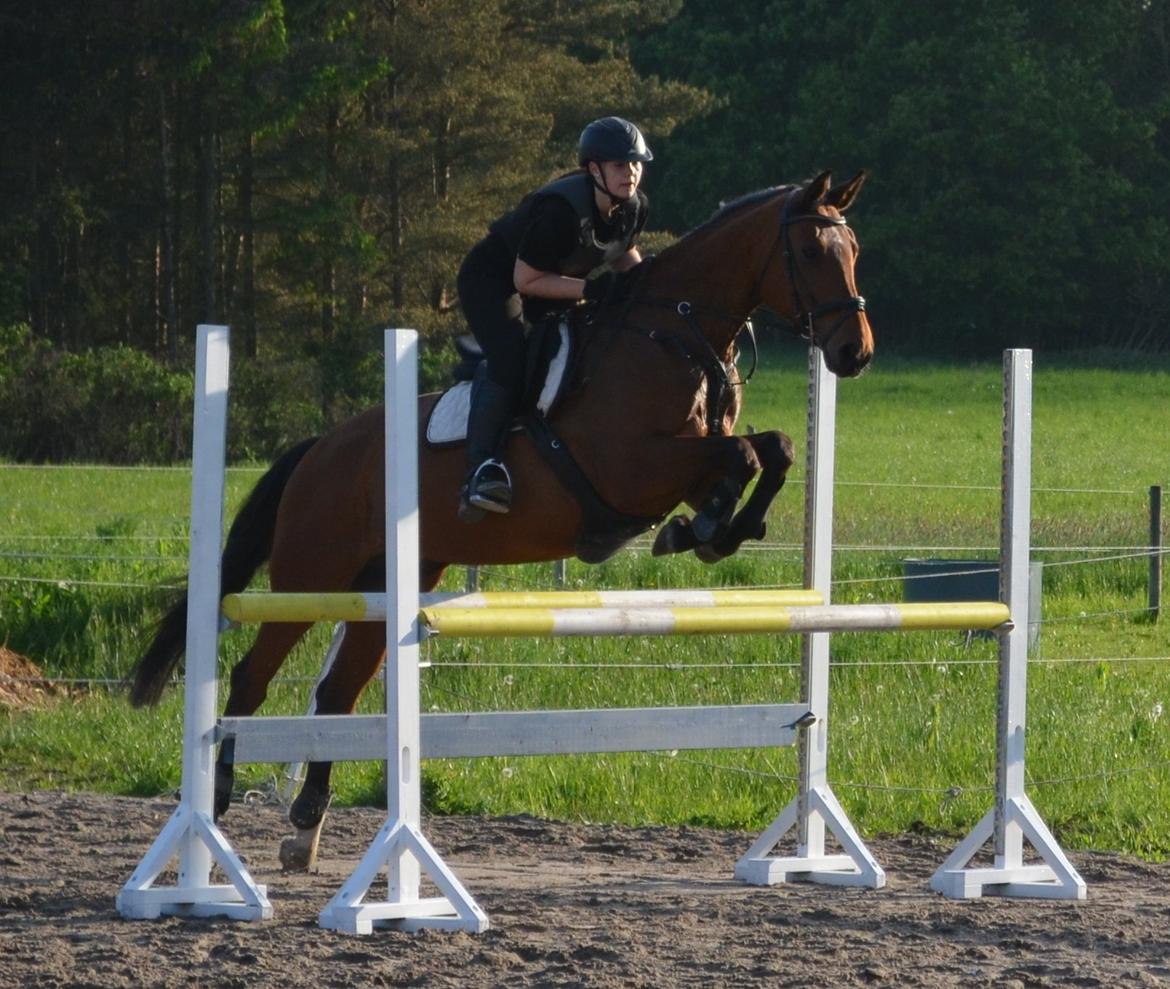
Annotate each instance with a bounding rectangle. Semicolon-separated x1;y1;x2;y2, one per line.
681;185;798;240
653;185;798;265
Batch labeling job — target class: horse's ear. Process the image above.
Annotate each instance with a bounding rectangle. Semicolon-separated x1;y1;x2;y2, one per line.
824;171;867;213
796;170;833;212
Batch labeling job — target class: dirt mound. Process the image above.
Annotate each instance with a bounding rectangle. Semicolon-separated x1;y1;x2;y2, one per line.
0;646;56;709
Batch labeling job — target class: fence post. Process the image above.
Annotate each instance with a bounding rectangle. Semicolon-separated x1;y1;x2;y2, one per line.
1151;485;1163;622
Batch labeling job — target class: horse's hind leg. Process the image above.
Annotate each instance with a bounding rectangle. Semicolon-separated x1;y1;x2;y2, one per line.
215;620;313;819
281;620;387;870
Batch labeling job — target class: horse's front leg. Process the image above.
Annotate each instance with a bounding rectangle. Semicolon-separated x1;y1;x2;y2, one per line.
644;433;763;562
703;429;794;560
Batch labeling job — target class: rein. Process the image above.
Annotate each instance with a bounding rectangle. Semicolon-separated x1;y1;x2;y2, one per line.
614;185;862;436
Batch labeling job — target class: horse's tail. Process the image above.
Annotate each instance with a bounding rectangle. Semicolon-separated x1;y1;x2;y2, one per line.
127;436;319;707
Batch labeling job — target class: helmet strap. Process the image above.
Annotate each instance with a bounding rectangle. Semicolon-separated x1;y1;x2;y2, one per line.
588;163;631;209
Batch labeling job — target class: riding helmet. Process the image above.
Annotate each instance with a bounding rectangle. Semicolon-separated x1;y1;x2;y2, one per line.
577;117;653;165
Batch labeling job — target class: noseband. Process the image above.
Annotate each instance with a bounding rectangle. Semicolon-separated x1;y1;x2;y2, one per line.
772;190;866;352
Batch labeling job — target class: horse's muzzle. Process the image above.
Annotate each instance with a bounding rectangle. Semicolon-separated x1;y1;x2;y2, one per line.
827;340;873;378
812;300;872;378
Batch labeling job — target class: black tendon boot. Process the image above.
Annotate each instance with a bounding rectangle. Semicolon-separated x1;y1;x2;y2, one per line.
458;368;515;522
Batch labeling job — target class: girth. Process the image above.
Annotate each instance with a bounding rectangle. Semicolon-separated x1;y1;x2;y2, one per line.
522;413;663;564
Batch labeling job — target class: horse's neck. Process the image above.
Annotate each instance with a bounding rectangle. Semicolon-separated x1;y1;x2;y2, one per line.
642;207;774;351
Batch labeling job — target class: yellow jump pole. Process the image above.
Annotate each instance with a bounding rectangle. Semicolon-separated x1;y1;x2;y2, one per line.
220;587;824;624
419;602;1011;638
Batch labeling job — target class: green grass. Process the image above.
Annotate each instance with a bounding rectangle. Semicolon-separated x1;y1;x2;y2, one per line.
2;348;1169;857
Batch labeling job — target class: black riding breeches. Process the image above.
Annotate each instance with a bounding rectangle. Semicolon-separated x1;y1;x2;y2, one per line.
457;236;526;399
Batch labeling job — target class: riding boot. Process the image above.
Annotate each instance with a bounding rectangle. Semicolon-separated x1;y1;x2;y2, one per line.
458;367;515;522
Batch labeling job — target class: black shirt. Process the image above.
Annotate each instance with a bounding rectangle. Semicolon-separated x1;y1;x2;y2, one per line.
517;194;645;274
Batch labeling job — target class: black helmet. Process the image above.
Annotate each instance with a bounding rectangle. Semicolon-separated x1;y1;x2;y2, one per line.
577;117;653;166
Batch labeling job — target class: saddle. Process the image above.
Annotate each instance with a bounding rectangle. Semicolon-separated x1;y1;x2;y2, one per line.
425;316;576;447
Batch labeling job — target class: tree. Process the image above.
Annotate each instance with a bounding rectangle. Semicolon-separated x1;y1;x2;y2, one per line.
635;0;1170;353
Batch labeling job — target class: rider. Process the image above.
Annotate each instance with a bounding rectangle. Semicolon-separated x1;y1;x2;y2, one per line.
455;115;652;522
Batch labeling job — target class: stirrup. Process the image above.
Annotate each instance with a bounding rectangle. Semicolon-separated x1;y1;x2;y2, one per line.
464;459;512;516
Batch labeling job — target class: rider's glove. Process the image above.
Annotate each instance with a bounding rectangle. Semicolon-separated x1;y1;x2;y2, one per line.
583;257;653;306
582;270;620;305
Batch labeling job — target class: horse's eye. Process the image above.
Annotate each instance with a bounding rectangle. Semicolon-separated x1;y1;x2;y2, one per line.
801;244;820;261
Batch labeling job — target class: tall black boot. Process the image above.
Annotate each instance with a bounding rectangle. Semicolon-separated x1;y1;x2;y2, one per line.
458;367;515;522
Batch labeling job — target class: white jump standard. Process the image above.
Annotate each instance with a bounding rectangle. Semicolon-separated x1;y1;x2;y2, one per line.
117;326;272;922
929;350;1085;898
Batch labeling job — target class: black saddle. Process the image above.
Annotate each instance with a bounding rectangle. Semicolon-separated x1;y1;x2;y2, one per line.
450;315;575;415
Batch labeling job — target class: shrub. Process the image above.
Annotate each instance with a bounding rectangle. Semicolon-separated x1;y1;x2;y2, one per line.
0;326;191;463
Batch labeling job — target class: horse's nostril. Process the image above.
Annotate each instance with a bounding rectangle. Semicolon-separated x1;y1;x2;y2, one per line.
831;343;870;378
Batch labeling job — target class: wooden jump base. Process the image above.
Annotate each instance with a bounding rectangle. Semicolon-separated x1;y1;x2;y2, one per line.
119;328;1084;936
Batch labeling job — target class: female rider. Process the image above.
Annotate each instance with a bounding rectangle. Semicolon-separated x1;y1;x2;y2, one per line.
455;116;652;522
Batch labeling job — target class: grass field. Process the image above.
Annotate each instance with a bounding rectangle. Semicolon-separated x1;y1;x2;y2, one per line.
2;343;1168;857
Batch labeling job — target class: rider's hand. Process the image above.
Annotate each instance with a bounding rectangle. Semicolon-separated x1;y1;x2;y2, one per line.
582;269;631;306
582;270;617;304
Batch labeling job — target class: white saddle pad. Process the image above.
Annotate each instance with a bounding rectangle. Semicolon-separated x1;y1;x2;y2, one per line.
426;321;570;445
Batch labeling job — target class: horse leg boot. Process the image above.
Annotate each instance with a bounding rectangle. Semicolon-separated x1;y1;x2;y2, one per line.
654;477;742;559
651;436;761;561
458;364;515;522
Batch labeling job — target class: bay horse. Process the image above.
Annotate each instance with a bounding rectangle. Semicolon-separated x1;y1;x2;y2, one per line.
128;170;873;867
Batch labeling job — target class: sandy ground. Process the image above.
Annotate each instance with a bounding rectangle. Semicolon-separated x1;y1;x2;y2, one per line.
4;790;1170;987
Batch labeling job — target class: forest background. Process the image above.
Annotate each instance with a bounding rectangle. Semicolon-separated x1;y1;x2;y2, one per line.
3;0;1169;463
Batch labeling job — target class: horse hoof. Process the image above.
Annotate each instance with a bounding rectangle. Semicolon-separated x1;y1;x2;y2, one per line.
279;828;322;873
652;516;697;556
695;542;727;564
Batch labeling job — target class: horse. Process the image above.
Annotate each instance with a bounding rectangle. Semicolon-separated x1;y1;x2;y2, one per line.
128;170;874;869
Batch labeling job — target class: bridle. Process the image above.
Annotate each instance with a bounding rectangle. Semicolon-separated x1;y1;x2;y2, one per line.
633;186;867;353
613;185;867;436
760;187;867;351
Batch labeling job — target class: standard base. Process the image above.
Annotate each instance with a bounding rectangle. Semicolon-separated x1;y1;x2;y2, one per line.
735;785;886;889
318;818;488;935
931;795;1086;900
117;805;272;921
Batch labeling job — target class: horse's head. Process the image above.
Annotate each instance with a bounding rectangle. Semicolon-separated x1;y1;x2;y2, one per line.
761;171;874;377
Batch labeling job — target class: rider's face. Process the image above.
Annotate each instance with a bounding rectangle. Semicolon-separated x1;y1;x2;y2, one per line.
595;159;642;199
